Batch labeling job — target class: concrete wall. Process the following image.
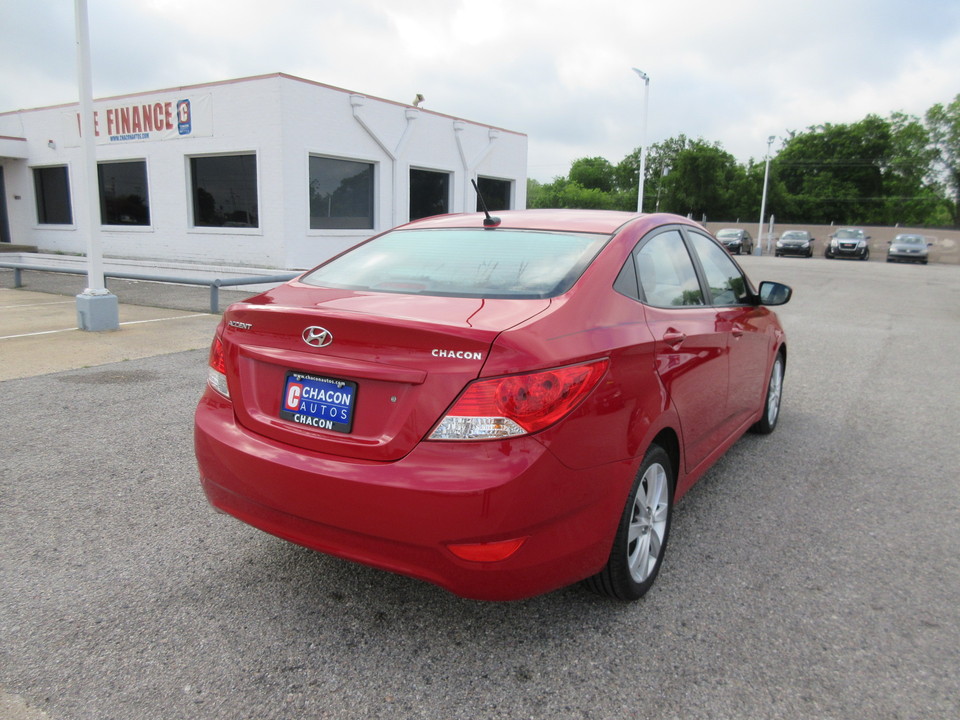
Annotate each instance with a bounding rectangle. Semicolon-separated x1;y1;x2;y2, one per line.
705;222;960;264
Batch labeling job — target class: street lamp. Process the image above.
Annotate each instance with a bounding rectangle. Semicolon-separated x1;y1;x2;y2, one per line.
757;135;775;255
632;68;650;213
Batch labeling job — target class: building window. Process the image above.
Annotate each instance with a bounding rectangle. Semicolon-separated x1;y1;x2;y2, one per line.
98;160;150;226
410;168;450;220
476;177;511;212
309;156;374;229
190;154;258;228
33;166;73;225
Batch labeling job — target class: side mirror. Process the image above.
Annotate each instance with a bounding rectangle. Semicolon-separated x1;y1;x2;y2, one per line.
758;281;792;306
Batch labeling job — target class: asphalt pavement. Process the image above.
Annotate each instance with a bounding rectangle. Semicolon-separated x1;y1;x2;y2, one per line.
1;258;959;719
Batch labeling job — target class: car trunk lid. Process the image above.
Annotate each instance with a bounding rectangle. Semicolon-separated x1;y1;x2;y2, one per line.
220;285;550;461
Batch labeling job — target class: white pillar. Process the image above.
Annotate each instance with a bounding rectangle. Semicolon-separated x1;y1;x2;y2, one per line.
74;0;118;330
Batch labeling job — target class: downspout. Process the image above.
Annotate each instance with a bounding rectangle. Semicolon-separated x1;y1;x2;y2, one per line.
350;94;419;227
454;121;500;212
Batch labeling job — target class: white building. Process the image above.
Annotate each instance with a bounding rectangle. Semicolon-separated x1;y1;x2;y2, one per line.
0;73;527;270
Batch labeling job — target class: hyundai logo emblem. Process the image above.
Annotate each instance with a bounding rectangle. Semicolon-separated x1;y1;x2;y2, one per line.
302;326;333;348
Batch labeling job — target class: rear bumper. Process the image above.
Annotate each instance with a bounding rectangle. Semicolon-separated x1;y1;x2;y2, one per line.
194;391;633;600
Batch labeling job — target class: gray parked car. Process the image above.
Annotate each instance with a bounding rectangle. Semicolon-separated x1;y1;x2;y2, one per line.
825;228;870;260
715;228;754;255
775;230;815;258
887;234;931;264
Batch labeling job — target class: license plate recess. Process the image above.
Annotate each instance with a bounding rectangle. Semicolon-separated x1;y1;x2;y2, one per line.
280;371;357;433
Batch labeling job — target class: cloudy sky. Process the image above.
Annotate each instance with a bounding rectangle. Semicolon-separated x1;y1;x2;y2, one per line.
2;0;958;181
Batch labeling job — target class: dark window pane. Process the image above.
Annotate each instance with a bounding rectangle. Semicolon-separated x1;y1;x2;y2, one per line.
309;157;374;229
688;232;749;306
636;230;704;307
191;154;258;227
33;166;73;224
98;161;150;226
476;177;511;212
409;169;449;220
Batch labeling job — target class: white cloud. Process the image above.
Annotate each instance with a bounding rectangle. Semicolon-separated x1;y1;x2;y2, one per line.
2;0;958;181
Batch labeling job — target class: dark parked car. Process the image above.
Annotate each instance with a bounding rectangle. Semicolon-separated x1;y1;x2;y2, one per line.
715;228;754;255
825;228;870;260
775;230;814;257
195;209;792;601
887;234;931;264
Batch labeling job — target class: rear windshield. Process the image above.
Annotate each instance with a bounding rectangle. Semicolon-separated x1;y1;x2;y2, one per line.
300;228;611;298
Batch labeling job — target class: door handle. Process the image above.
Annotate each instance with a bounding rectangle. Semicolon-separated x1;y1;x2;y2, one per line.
662;330;686;347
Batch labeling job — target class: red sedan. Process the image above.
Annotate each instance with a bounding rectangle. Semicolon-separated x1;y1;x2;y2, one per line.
195;209;791;601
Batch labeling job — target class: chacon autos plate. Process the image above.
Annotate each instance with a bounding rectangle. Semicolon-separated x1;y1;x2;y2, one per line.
280;371;357;433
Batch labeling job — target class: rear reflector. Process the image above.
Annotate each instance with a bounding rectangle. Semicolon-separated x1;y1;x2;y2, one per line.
447;537;528;562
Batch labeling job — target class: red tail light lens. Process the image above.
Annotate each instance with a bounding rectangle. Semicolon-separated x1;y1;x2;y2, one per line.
206;335;230;398
209;336;226;374
429;359;608;440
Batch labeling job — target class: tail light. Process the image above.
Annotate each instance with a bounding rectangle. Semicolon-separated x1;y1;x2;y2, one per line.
429;359;608;441
207;335;230;398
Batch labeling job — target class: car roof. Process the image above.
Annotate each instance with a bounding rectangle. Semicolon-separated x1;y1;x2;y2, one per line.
399;209;649;235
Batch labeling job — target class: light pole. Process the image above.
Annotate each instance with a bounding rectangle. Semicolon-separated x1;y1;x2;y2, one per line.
757;135;775;255
632;68;649;213
74;0;118;330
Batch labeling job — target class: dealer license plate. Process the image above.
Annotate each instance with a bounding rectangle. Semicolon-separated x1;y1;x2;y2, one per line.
280;372;357;433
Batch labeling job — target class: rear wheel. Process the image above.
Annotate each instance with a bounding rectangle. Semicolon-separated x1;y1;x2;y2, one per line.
751;352;784;434
584;444;673;601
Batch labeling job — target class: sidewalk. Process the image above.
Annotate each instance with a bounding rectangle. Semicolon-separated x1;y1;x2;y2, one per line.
0;285;223;381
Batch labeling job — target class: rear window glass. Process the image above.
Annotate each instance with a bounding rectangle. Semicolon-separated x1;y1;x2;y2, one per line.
300;228;610;298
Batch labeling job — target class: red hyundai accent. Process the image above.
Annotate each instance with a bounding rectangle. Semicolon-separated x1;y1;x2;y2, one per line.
195;209;791;601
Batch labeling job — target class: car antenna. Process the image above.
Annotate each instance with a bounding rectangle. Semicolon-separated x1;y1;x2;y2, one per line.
471;179;501;228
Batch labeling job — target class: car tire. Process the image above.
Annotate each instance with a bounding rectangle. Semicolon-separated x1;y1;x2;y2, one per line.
584;444;673;601
751;352;784;435
861;248;870;261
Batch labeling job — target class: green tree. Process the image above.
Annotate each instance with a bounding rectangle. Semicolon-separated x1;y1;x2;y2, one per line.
527;101;955;226
926;94;960;225
664;139;743;220
568;157;616;193
776;113;944;225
